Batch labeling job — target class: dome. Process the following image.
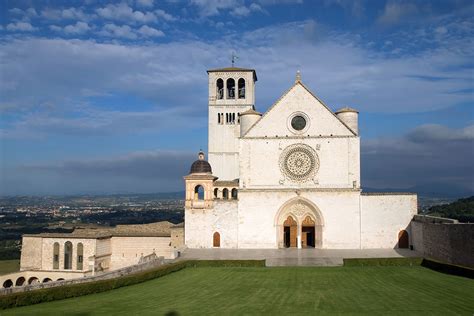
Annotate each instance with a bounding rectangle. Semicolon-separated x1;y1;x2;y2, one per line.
190;151;212;174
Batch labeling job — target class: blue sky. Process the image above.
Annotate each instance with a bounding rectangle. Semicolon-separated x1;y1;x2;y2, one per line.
0;0;473;195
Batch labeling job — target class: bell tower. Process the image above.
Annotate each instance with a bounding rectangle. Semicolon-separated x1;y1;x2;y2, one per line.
207;67;257;181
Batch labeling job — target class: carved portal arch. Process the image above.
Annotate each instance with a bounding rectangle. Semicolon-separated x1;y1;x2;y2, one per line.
275;197;324;249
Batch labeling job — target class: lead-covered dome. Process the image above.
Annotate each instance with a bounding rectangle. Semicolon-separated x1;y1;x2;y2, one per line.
190;151;212;174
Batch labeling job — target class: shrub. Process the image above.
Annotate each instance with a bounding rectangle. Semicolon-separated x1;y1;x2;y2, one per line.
0;260;265;310
421;259;474;279
343;257;423;267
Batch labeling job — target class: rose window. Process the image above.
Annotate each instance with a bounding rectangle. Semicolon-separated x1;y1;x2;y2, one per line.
280;144;319;182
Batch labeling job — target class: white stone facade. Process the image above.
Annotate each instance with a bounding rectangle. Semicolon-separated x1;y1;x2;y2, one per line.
184;68;417;250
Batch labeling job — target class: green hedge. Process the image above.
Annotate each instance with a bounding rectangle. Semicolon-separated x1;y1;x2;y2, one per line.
343;257;423;267
421;259;474;279
0;260;265;310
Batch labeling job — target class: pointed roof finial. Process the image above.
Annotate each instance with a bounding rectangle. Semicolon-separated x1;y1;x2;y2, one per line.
295;70;301;83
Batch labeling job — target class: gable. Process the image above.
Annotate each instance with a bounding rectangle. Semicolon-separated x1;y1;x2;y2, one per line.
244;83;355;138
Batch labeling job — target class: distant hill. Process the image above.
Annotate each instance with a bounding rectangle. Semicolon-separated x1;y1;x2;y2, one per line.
426;196;474;223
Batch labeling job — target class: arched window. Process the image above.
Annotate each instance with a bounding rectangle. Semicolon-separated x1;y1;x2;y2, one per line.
194;185;204;200
53;242;59;269
214;188;218;199
77;243;84;270
42;278;52;283
231;188;238;200
216;78;224;99
64;241;73;270
213;232;220;247
226;78;235;99
28;277;39;285
222;188;229;200
3;279;13;288
238;78;245;99
15;277;25;286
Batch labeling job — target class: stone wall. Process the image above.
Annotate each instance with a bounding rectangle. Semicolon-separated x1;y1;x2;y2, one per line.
20;237;42;271
109;236;172;270
411;215;474;268
0;257;164;296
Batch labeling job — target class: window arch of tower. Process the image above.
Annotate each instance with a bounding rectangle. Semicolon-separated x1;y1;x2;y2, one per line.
215;77;246;101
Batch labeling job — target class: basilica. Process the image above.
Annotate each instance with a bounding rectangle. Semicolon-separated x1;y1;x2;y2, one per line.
184;67;417;249
2;66;417;289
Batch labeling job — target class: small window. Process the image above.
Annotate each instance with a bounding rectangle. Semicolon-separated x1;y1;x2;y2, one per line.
238;78;245;99
223;188;229;199
216;79;224;100
231;188;238;199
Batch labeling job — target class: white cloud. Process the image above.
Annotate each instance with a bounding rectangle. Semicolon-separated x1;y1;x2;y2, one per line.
64;22;91;34
49;22;91;35
137;25;165;37
41;7;90;21
96;3;157;23
377;1;418;26
6;22;37;32
136;0;154;8
190;0;239;17
155;9;176;21
98;24;137;39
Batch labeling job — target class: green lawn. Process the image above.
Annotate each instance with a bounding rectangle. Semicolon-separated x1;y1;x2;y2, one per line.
3;266;474;315
0;260;20;276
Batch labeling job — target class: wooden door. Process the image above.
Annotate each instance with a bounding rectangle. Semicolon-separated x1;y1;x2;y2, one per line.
213;232;220;247
398;230;409;248
284;216;297;248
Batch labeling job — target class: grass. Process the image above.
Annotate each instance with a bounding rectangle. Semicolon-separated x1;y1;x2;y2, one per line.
0;260;20;276
3;266;474;315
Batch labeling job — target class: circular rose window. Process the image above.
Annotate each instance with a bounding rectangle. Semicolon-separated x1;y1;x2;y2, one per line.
291;115;306;131
279;144;319;182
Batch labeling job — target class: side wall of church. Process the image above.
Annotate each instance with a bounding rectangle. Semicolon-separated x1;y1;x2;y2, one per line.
20;237;43;271
185;200;238;248
240;137;360;189
360;194;417;248
237;190;361;249
109;236;172;270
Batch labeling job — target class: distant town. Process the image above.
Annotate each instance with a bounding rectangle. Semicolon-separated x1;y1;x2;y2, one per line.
0;193;185;260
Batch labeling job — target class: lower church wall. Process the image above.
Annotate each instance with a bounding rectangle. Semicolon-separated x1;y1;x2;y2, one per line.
237;190;361;249
360;194;417;249
185;200;238;248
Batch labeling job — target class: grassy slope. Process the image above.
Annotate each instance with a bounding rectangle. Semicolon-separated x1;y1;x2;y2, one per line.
0;260;20;276
4;266;474;315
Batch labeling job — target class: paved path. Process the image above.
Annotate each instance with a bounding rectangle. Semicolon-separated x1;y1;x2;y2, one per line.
179;248;421;267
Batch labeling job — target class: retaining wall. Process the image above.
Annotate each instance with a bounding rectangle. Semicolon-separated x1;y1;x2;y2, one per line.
411;215;474;268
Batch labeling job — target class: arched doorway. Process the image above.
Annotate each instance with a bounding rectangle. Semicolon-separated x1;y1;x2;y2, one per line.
398;230;409;248
3;279;13;288
283;216;297;248
301;216;315;248
275;197;324;249
213;232;220;247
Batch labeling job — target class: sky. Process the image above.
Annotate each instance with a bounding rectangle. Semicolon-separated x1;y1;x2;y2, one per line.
0;0;473;196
